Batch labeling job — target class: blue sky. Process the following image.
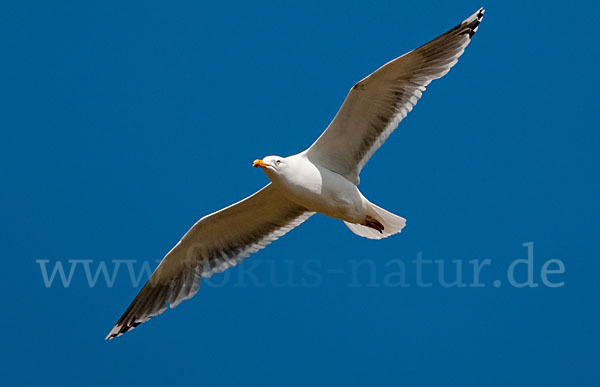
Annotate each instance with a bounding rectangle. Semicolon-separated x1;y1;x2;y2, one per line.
1;1;598;386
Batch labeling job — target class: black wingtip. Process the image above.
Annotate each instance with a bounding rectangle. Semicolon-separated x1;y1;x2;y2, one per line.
462;7;485;39
105;319;139;340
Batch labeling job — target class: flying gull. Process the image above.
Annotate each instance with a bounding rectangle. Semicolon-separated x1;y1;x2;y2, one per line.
106;7;485;339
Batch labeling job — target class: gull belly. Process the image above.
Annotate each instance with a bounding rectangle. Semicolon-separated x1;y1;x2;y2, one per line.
265;154;368;224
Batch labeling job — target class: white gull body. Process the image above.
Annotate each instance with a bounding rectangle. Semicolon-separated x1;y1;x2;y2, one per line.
257;153;405;239
263;154;364;221
106;8;485;339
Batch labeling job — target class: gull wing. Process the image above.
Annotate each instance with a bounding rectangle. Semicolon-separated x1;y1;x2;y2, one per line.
306;8;484;184
106;183;313;339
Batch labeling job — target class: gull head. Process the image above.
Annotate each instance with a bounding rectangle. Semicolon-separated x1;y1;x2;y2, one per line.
253;155;284;170
253;155;288;179
254;155;306;185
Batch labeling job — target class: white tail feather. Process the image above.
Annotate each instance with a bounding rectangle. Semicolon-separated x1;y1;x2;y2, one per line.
344;203;406;240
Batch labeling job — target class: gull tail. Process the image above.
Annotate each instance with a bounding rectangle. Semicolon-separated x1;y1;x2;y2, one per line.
344;202;406;240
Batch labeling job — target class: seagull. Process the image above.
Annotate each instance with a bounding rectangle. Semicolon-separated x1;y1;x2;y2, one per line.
106;8;485;339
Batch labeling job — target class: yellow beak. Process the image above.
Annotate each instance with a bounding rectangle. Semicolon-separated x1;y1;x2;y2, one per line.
253;159;270;168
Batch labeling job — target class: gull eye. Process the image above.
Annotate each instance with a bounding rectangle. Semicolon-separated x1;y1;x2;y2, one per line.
276;160;281;165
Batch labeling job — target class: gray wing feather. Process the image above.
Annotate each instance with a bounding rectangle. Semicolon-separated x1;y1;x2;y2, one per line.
306;8;484;184
106;183;312;339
